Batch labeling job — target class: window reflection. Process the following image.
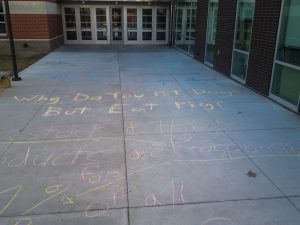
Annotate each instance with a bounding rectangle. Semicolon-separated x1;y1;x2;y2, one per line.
272;0;300;107
234;0;254;51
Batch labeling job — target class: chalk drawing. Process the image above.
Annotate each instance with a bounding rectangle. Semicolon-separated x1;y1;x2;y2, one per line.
14;217;32;225
145;193;162;206
172;179;185;205
0;185;23;215
73;93;102;102
22;187;69;215
42;106;91;117
201;217;234;225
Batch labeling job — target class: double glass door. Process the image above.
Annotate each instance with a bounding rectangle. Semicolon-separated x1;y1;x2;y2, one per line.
124;7;168;44
174;1;197;55
64;6;110;44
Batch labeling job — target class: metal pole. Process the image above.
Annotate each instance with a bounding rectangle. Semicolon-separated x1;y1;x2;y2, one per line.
4;0;21;81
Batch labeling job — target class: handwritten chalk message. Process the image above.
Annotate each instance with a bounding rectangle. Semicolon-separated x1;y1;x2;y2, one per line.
13;89;234;117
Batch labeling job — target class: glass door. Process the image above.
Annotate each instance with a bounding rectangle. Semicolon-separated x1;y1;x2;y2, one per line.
156;8;167;42
231;0;255;82
80;8;93;42
64;7;78;43
95;7;109;43
142;8;153;41
175;8;186;50
126;8;138;43
205;0;219;66
111;7;123;43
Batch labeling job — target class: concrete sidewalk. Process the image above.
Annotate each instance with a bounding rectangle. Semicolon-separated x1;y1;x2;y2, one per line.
0;46;300;225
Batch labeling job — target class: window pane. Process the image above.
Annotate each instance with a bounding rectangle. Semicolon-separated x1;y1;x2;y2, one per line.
0;2;3;13
97;31;107;40
96;8;106;15
156;32;165;41
96;16;106;23
0;23;5;34
128;31;137;41
113;31;122;40
127;9;137;30
205;43;216;65
67;31;77;40
65;8;75;15
272;64;300;105
276;0;300;67
157;23;166;29
157;9;166;16
232;51;249;79
234;0;255;51
82;31;92;40
143;32;152;40
143;9;152;15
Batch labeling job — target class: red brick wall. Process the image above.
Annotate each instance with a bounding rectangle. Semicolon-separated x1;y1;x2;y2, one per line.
246;0;282;95
1;14;62;39
194;0;209;62
214;0;237;76
11;14;50;39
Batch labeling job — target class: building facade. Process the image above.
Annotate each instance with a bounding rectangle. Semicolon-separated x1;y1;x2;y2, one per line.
0;0;299;113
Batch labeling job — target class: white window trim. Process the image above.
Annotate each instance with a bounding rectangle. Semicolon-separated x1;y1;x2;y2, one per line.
0;1;7;36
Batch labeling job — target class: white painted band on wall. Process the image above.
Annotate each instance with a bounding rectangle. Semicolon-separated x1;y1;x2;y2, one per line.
7;1;61;15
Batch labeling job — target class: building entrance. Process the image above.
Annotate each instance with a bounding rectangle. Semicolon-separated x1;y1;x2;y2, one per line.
63;4;169;45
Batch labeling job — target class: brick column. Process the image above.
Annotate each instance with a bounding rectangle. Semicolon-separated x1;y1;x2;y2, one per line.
246;0;282;96
214;0;237;76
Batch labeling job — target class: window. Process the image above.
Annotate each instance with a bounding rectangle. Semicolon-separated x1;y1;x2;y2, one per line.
271;0;300;108
231;0;255;81
0;1;6;35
